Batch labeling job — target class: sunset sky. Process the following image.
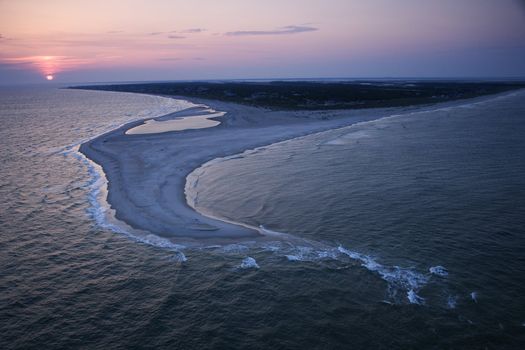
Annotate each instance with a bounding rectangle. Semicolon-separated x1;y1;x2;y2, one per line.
1;0;525;84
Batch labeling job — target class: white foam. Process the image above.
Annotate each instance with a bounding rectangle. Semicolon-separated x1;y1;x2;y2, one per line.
338;246;429;303
407;289;425;305
337;246;363;260
471;291;478;303
69;148;114;230
429;265;448;277
285;246;313;261
317;249;338;260
172;251;187;263
447;295;458;309
240;257;260;269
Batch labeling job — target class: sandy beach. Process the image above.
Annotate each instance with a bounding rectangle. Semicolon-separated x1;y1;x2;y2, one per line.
79;93;511;242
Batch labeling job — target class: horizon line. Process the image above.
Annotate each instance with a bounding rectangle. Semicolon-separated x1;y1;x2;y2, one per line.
3;76;525;88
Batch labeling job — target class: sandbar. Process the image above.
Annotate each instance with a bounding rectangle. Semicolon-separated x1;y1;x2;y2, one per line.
79;92;512;242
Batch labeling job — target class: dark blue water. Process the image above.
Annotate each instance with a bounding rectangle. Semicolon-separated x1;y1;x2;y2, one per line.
1;87;524;349
191;91;525;348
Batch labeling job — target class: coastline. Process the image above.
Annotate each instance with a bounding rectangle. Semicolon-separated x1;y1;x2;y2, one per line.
78;89;522;244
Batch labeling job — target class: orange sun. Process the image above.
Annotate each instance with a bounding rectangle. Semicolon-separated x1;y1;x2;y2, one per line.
46;74;54;81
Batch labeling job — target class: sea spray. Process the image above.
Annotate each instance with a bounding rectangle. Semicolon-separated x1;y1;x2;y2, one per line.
239;257;260;269
429;265;448;277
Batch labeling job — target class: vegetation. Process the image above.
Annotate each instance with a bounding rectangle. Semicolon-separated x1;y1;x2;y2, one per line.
71;80;525;110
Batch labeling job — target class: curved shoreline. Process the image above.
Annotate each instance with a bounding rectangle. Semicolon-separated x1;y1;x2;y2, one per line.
79;90;521;244
183;90;523;236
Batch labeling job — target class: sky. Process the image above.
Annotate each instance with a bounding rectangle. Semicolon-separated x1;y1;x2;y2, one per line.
1;0;525;84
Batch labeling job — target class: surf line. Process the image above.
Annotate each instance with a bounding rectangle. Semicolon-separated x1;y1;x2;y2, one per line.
182;92;523;303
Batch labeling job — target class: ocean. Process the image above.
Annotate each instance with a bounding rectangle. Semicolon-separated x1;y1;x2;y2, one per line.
1;86;524;349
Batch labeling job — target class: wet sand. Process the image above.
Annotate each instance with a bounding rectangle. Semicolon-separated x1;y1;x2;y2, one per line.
126;106;225;135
